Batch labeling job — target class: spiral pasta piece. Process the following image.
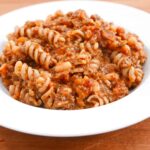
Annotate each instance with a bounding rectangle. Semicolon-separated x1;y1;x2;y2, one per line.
15;26;65;47
71;30;85;37
23;41;56;69
88;59;100;72
4;40;20;53
111;51;144;84
122;66;144;84
67;29;84;41
36;75;52;94
9;84;41;106
14;61;40;80
15;26;33;38
41;86;54;108
87;95;110;107
15;60;52;93
111;51;132;68
15;61;53;107
80;42;99;54
35;73;54;108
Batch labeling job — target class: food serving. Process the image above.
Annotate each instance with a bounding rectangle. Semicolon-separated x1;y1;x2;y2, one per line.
0;10;147;110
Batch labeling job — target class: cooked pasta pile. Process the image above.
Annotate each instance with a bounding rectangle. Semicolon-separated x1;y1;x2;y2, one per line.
0;10;147;109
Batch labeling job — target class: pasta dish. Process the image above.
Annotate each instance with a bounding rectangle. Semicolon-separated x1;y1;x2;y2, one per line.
0;10;146;109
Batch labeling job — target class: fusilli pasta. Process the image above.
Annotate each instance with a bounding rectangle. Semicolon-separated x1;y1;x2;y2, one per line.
14;61;40;80
9;84;42;106
15;26;65;48
23;41;56;69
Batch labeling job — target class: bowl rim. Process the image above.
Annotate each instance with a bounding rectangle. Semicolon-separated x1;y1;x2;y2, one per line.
0;0;150;137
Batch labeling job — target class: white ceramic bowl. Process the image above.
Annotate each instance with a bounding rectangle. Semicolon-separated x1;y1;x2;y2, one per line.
0;1;150;137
